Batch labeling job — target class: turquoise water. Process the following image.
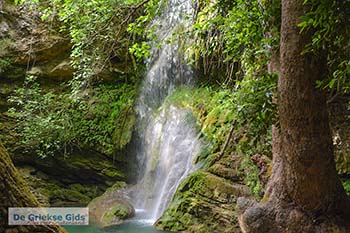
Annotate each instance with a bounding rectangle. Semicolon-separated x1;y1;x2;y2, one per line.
64;221;166;233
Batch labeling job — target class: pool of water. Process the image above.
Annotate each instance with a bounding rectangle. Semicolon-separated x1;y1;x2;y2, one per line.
64;220;165;233
64;209;166;233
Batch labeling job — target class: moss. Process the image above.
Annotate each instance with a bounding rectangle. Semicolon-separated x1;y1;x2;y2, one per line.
62;153;126;182
341;179;350;195
50;189;91;204
39;183;62;196
69;184;99;198
88;181;127;206
88;183;134;227
105;181;127;193
207;164;242;181
113;110;136;150
103;203;131;222
17;165;104;206
260;193;270;204
102;168;126;179
164;87;238;167
0;58;12;73
155;171;247;233
335;150;350;175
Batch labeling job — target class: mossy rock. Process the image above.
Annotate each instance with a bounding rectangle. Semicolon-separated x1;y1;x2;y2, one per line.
17;164;105;207
207;156;243;181
105;182;127;193
13;148;127;189
155;171;250;233
102;203;132;223
88;182;134;227
50;189;90;205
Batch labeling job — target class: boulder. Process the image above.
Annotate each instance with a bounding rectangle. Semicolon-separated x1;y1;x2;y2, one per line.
88;182;135;227
155;170;251;233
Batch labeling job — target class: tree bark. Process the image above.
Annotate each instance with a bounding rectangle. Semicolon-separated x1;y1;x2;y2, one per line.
236;0;350;232
0;144;66;233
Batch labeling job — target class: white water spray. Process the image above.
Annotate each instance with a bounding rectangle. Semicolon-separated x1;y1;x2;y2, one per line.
131;0;202;223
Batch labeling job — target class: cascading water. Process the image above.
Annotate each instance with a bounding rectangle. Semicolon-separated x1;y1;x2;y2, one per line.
136;106;203;222
131;0;202;223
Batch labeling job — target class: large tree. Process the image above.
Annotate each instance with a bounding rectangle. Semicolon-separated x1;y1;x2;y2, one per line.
0;144;66;233
237;0;350;232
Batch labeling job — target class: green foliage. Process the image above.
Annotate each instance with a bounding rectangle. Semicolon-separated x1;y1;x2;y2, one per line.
8;76;136;157
187;0;280;83
172;1;278;195
299;0;350;93
127;0;164;61
342;179;350;196
18;0;145;92
177;0;281;197
14;0;38;4
240;155;263;196
129;42;151;62
103;203;131;222
0;58;11;73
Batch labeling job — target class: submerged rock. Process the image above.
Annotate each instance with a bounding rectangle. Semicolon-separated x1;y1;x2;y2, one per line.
88;182;135;227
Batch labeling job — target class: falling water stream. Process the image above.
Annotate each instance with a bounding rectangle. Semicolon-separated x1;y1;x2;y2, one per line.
132;0;201;223
66;0;200;231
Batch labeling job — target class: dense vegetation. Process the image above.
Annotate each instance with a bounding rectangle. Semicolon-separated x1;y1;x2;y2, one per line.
8;75;136;157
6;0;146;157
7;0;350;195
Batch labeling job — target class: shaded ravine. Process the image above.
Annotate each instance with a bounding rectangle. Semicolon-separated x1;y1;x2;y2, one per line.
130;0;202;223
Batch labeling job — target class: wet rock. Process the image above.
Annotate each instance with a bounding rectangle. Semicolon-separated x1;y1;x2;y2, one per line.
50;60;74;78
88;182;135;227
13;149;127;189
155;171;251;233
12;148;127;207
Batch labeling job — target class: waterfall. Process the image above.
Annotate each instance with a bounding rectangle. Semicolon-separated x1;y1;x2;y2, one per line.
131;0;202;223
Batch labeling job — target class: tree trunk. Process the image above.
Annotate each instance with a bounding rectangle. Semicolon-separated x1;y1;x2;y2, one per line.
236;0;350;232
0;144;66;233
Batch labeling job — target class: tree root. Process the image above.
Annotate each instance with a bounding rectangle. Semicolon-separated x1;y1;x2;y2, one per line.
236;197;350;233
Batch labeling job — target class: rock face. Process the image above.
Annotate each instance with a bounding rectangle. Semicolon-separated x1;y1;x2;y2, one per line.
0;3;73;80
14;149;127;207
152;96;350;233
155;156;251;233
88;182;135;227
